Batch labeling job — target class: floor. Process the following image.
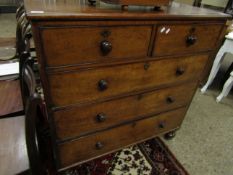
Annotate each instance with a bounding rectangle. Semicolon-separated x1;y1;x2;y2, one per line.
1;13;233;175
164;89;233;175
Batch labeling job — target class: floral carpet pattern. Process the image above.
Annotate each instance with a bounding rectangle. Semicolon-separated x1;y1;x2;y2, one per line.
62;138;188;175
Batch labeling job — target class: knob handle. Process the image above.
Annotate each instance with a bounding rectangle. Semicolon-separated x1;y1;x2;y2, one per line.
176;67;185;76
186;35;197;46
96;113;106;122
100;40;112;56
167;96;175;104
98;80;108;91
95;142;104;150
158;122;165;129
144;63;150;70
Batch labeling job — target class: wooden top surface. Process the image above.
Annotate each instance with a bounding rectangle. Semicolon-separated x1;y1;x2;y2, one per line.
0;80;23;117
24;0;230;21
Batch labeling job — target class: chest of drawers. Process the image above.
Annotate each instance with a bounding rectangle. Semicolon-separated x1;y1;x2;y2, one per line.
24;0;229;172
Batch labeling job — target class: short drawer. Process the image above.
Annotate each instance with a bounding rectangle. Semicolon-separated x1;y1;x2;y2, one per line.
54;82;196;140
41;26;152;67
57;107;187;169
153;23;222;56
48;55;208;107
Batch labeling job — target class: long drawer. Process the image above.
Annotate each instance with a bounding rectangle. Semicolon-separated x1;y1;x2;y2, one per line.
153;23;222;56
54;82;196;140
58;107;187;169
41;25;152;67
48;55;208;107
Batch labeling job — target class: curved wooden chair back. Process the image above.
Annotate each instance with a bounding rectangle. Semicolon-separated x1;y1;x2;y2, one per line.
21;60;48;175
16;3;52;174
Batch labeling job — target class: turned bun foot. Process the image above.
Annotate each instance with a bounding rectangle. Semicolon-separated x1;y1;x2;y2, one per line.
164;130;176;140
88;0;96;6
153;6;161;11
121;5;129;11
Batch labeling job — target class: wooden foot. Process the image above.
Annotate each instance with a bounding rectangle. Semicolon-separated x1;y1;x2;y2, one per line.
164;130;176;140
88;0;96;6
121;5;129;11
153;6;161;11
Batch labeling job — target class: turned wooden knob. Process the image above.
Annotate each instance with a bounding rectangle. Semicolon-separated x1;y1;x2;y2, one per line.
98;80;108;91
96;113;107;122
176;67;185;76
100;40;112;55
186;35;197;46
95;142;104;150
167;96;175;104
158;122;165;129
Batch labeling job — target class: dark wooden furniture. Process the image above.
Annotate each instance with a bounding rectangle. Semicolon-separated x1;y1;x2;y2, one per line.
0;3;46;174
24;0;230;172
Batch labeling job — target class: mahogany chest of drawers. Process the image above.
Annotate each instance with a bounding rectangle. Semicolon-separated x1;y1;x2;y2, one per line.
24;0;229;172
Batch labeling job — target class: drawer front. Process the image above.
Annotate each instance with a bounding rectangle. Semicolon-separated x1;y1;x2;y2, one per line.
153;24;222;56
58;107;187;168
41;26;152;67
54;82;196;140
48;55;208;107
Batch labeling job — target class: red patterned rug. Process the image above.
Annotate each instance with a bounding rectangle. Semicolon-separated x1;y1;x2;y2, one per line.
62;138;189;175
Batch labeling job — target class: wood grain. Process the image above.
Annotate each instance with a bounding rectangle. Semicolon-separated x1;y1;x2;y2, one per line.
48;55;208;107
0;80;23;117
153;23;223;56
0;37;15;47
58;107;187;169
41;25;152;67
200;24;228;85
24;0;230;171
54;82;196;141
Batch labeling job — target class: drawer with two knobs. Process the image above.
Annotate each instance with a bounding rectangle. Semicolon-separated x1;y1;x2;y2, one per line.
47;54;208;107
53;82;197;141
40;23;222;68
